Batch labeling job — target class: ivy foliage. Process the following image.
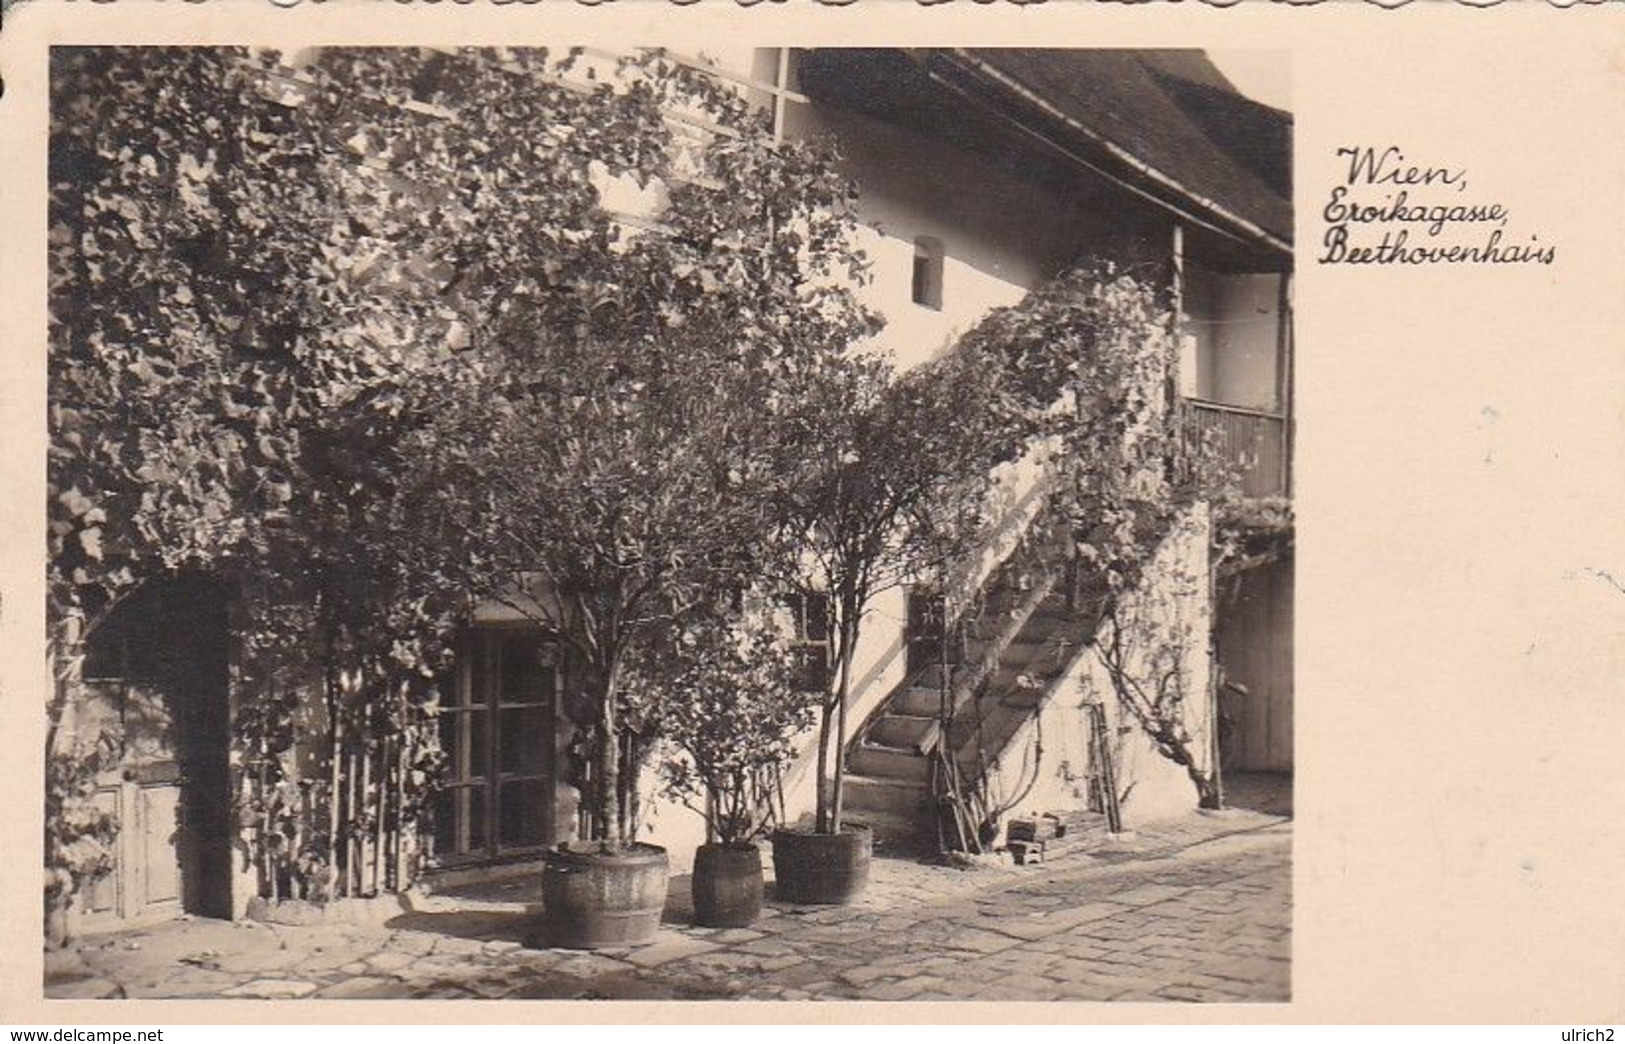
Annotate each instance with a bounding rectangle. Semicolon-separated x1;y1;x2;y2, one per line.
47;46;881;875
959;259;1225;598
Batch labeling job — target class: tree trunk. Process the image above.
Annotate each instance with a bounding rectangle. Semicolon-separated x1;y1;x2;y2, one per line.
597;658;622;847
259;750;276;901
390;730;406;891
346;742;360;897
621;732;644;839
829;594;859;835
374;731;390;895
325;680;342;900
1192;767;1222;810
361;736;376;896
813;691;833;834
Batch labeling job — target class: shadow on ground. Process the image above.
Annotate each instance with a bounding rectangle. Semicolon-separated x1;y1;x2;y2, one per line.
1223;771;1292;816
385;909;540;942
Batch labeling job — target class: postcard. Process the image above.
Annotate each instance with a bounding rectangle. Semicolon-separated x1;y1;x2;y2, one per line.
2;0;1622;1027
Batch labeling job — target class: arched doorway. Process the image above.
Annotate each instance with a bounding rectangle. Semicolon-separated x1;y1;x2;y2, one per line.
70;576;234;927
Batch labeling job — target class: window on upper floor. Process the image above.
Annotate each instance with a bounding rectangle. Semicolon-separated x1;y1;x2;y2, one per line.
912;235;945;311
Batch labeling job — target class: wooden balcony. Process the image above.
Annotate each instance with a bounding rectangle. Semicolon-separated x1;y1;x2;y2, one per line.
1182;397;1290;499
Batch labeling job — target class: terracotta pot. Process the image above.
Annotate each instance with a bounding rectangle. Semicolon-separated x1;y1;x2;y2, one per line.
540;842;669;950
692;842;763;928
770;825;872;905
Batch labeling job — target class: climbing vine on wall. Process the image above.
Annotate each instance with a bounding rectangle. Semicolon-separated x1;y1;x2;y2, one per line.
952;259;1240;812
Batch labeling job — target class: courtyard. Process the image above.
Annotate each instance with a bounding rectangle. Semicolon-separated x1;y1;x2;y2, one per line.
45;783;1291;1004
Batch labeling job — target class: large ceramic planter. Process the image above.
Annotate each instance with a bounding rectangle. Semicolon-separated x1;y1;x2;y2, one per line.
692;842;764;928
770;825;872;905
540;841;669;950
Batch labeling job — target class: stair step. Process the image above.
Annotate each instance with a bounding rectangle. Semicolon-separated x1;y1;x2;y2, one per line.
848;744;932;783
1015;608;1074;641
839;809;932;854
865;715;940;753
842;774;932;818
893;685;953;718
997;640;1054;668
998;686;1046;711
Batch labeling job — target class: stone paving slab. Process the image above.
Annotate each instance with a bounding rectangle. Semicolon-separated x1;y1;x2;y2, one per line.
45;806;1291;1003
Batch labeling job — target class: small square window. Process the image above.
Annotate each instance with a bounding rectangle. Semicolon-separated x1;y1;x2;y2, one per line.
912;236;944;310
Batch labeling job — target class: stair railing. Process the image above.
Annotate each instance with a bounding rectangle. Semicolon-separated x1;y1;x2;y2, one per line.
921;494;1075;854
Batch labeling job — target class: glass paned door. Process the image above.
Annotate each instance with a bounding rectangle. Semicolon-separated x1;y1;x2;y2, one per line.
433;630;559;864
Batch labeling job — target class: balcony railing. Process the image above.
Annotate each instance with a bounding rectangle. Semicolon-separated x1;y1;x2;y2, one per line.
1182;397;1289;499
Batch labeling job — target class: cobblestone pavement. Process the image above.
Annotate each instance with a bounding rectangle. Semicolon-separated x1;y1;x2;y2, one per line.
45;808;1290;1003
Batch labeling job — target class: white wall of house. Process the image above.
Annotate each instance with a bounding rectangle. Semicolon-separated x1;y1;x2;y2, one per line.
784;95;1109;373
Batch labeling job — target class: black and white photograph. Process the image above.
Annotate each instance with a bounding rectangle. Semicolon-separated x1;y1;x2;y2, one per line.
36;43;1297;1004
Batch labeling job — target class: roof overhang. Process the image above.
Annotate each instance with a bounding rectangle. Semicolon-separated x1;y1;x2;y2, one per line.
928;50;1293;261
795;48;1292;270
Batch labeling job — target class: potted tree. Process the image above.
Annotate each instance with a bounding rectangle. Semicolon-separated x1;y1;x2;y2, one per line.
422;321;776;948
648;611;817;927
403;54;879;946
768;346;1026;904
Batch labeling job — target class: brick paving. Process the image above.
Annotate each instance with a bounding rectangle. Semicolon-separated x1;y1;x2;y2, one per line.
45;806;1290;1003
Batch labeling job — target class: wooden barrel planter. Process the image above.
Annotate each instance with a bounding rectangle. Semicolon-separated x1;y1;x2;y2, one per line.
770;825;872;905
540;841;669;950
691;842;764;928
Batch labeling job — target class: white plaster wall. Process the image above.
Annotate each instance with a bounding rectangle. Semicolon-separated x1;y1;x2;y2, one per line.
783;97;1111;373
1212;274;1283;411
1089;505;1215;823
975;696;1097;832
630;751;710;874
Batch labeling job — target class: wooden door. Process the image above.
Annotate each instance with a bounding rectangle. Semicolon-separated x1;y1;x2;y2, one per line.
1216;554;1294;773
75;682;186;927
73;578;233;928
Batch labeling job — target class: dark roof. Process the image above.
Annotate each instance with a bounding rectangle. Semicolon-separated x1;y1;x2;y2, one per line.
956;49;1293;249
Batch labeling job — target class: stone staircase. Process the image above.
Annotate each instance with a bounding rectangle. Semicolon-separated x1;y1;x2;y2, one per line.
840;507;1111;854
